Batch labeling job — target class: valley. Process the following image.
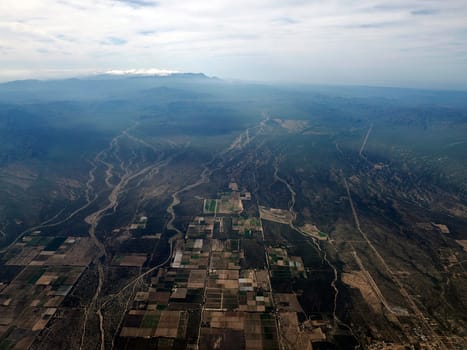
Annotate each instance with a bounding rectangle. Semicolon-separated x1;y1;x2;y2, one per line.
0;76;466;349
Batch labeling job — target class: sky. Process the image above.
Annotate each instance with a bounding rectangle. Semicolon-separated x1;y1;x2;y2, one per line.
1;0;467;88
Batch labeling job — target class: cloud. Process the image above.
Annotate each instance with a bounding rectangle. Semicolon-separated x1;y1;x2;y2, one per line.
101;37;127;46
411;9;438;16
115;0;159;8
0;0;466;88
349;20;408;29
104;68;179;75
55;34;77;42
274;17;299;25
139;30;157;36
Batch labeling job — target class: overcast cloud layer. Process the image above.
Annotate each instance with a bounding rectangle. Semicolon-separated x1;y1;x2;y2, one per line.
1;0;466;88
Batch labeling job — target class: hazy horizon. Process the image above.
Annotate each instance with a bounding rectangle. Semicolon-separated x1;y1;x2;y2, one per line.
1;0;467;89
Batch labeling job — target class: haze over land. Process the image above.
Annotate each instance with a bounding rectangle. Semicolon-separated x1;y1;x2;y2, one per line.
1;0;467;88
0;73;466;349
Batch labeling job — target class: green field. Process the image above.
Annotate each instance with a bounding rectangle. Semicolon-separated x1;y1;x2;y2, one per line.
204;199;217;213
